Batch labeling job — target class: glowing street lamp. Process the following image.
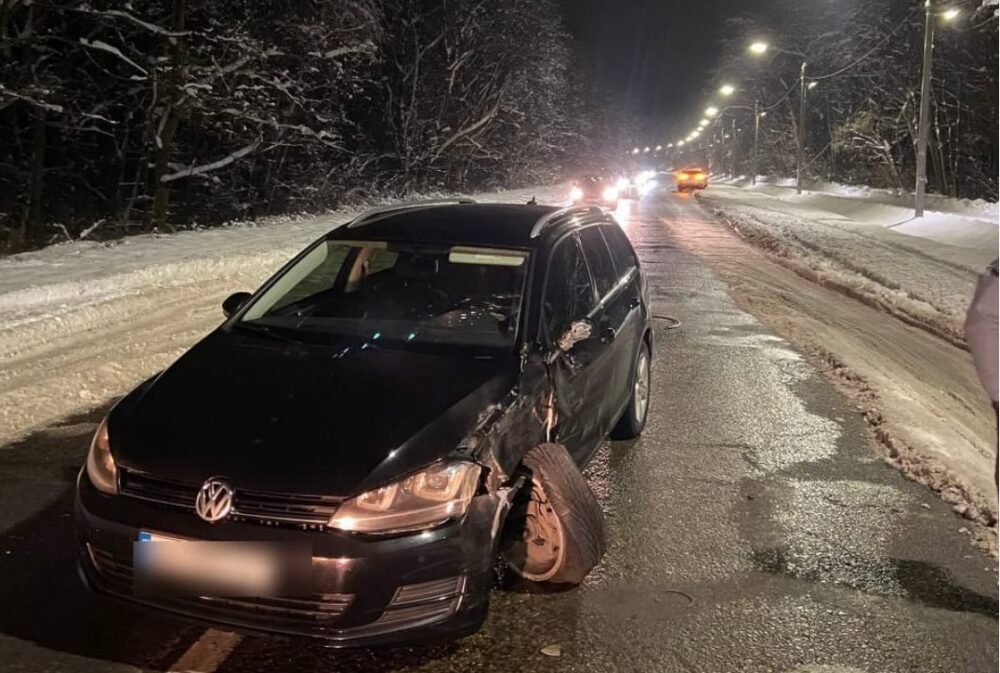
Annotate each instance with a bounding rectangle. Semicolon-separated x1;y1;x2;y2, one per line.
942;7;959;20
698;119;709;127
677;140;685;146
632;147;640;154
655;145;663;151
644;146;651;153
719;84;735;96
667;142;674;148
748;39;808;193
705;105;719;117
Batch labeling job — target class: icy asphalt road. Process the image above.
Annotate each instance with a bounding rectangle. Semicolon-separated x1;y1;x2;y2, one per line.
0;191;996;672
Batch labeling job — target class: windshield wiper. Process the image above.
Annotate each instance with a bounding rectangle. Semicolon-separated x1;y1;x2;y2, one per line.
230;321;303;344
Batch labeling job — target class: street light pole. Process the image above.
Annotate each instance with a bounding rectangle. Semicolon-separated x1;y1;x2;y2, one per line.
797;60;807;194
915;0;935;217
731;117;737;177
753;99;760;185
718;120;725;175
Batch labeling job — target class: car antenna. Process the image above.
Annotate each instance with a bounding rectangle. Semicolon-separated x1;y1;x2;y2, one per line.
526;196;538;205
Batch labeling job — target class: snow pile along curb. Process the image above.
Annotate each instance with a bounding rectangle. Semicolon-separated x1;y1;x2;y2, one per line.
701;197;982;348
0;186;566;446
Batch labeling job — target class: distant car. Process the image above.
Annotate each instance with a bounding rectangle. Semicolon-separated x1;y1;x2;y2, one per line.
76;200;654;647
676;167;708;192
570;175;619;209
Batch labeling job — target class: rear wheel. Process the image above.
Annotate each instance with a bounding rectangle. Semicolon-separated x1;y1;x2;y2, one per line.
611;339;651;439
500;443;606;585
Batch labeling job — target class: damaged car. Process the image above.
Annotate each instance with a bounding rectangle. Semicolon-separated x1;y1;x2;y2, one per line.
75;199;654;646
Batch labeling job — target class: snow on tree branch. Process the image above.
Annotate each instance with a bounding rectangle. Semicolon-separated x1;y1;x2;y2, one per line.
78;38;148;77
160;140;260;183
75;8;190;37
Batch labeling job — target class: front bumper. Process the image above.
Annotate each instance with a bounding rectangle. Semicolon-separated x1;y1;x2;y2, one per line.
75;472;500;647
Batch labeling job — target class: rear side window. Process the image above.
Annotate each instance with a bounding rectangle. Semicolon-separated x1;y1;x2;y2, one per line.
602;225;637;276
577;226;618;298
543;234;595;338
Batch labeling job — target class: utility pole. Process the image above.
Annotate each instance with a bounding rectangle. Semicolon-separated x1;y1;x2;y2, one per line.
914;0;935;217
718;122;725;175
753;99;760;185
731;117;737;177
796;60;807;194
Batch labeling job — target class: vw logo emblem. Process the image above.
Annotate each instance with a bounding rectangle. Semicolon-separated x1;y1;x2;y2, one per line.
195;478;234;523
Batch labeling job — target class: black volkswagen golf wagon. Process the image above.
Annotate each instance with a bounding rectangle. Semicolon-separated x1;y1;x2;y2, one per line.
76;199;654;646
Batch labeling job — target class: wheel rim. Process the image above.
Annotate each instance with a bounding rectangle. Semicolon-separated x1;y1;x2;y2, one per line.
634;348;650;425
501;477;566;582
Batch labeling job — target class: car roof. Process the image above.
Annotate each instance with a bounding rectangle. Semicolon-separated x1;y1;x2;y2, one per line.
326;203;608;249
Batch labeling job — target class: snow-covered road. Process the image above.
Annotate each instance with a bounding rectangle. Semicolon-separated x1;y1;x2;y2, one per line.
0;186;564;446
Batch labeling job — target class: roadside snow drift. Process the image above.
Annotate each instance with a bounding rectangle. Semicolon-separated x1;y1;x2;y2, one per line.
0;186;564;446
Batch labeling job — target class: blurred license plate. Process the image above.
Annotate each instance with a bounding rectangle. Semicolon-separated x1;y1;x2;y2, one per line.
135;531;287;596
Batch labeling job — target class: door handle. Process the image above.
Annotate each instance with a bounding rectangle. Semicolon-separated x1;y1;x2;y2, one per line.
599;324;616;344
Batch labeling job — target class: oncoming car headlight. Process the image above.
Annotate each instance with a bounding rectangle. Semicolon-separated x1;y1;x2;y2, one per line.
570;186;584;201
602;186;619;201
329;462;481;534
86;417;118;494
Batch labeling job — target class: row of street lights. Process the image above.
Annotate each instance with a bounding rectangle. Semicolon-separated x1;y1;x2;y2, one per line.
668;1;960;215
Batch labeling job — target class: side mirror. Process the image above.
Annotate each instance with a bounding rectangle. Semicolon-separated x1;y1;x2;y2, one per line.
222;292;252;318
556;319;593;352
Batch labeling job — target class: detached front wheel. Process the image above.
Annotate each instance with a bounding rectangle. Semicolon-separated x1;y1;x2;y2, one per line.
500;443;606;585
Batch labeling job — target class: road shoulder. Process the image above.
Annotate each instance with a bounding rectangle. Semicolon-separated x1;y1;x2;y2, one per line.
664;195;997;555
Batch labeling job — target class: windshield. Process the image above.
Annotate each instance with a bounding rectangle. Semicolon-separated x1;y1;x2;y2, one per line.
237;240;529;350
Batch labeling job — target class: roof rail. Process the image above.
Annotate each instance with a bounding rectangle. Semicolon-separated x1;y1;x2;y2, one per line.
347;198;478;229
529;205;604;239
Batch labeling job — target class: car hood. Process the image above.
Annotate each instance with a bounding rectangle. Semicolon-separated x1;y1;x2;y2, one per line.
110;330;516;497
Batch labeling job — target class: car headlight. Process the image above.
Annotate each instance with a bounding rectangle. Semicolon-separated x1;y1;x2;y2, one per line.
615;177;629;190
328;461;481;534
86;417;118;494
602;186;619;201
570;186;584;201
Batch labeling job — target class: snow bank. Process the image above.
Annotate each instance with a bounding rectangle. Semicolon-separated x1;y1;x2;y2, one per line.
721;175;999;220
0;185;565;445
699;183;998;345
679;187;998;534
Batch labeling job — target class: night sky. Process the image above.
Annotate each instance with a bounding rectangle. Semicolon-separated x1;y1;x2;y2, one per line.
557;0;771;140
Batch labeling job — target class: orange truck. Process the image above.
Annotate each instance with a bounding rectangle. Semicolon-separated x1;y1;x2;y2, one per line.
675;168;708;192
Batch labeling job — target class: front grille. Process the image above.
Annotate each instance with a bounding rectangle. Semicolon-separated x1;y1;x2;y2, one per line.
197;594;352;621
87;544;353;623
119;471;197;509
119;470;341;527
234;488;340;526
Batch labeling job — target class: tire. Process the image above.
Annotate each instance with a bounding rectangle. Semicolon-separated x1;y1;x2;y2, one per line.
611;338;651;440
500;443;606;585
